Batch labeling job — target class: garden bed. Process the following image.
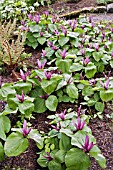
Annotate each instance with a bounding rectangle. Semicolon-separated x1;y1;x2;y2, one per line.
0;0;113;170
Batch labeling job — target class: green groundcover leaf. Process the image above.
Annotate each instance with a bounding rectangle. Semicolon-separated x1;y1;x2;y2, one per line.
4;132;28;156
66;84;78;99
45;95;58;111
100;89;113;102
0;142;4;161
65;148;91;170
0;116;11;141
48;160;63;170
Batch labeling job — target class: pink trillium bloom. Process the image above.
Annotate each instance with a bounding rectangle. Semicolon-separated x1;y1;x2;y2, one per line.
73;117;85;130
16;90;25;103
83;135;94;152
22;120;31;137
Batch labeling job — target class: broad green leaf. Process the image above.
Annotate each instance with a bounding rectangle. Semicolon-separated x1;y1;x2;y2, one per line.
45;95;58;111
0;142;4;161
85;63;97;78
90;146;106;169
59;133;71;151
28;129;43;149
41;79;58;94
110;59;113;68
14;81;32;94
0;84;16;100
58;36;69;47
93;52;103;62
37;37;46;45
34;96;47;113
37;151;48;167
65;148;91;170
18;101;34;118
95;102;104;112
48;24;57;32
70;63;83;72
100;89;113;102
0;116;11;141
56;59;72;73
29;25;41;32
4;132;28;156
54;150;66;163
66;84;78;99
48;160;63;170
30;87;47;113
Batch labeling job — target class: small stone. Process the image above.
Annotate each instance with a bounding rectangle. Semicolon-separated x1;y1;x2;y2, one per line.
107;3;113;13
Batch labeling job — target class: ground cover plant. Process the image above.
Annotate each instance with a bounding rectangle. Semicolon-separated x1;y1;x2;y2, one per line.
0;1;113;169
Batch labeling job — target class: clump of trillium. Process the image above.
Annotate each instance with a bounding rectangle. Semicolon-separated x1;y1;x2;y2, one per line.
82;135;94;153
77;105;86;117
73;117;86;131
0;77;2;88
16;90;25;103
44;152;53;161
94;44;99;52
20;69;29;82
56;109;67;121
60;49;67;59
37;59;46;69
100;72;111;90
82;57;90;66
44;70;53;80
51;122;61;132
22;120;31;137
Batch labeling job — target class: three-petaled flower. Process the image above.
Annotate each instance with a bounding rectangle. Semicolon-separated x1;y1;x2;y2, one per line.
82;135;94;152
22;120;31;137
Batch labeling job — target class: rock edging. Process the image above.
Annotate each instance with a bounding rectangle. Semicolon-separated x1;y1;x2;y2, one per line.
59;3;113;18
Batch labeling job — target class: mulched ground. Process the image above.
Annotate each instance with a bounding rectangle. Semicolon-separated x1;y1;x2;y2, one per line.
0;0;113;169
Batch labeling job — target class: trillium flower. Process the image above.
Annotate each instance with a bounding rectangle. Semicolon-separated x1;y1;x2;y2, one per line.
41;49;46;57
47;41;53;47
51;122;61;131
21;20;25;26
52;17;56;23
89;16;92;23
83;135;94;152
52;45;58;51
94;44;99;52
20;69;29;82
57;109;66;121
60;49;67;59
22;120;31;137
44;11;49;18
89;79;97;86
44;71;52;80
73;117;85;131
44;152;52;161
0;77;2;88
77;105;86;117
28;14;33;20
61;26;67;36
37;59;46;69
111;51;113;58
16;90;25;103
54;29;59;35
40;32;43;37
82;57;90;66
33;15;40;24
80;49;85;56
103;71;111;80
100;78;110;90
